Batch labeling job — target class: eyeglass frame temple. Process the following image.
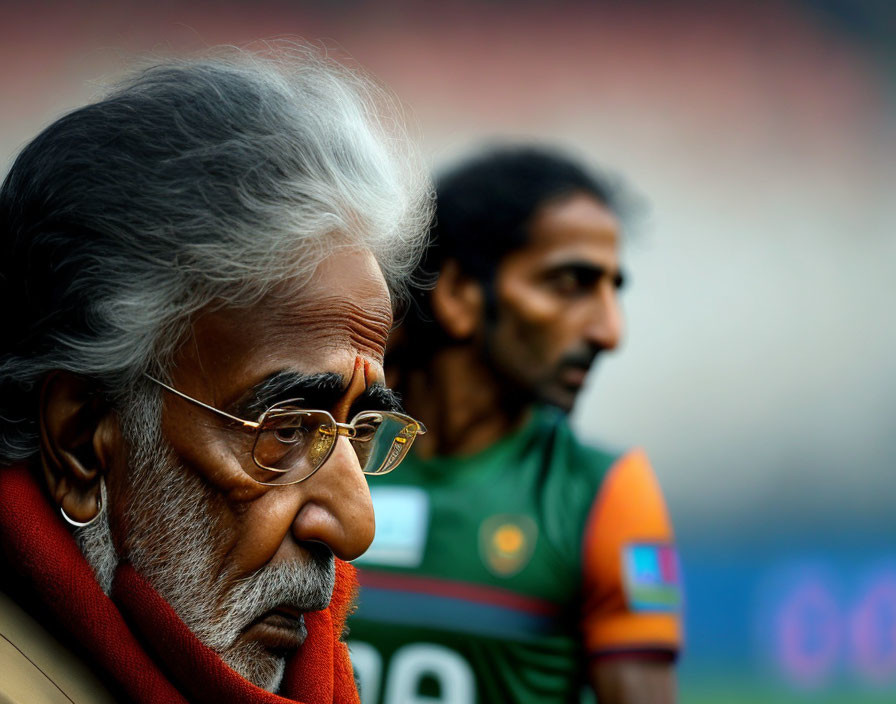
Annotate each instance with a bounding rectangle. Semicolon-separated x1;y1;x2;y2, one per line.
144;373;425;438
144;374;260;430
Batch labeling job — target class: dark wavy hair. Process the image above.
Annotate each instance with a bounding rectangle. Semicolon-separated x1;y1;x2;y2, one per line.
0;45;432;464
398;144;622;355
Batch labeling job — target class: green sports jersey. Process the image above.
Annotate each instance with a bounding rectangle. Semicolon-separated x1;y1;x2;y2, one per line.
348;406;682;704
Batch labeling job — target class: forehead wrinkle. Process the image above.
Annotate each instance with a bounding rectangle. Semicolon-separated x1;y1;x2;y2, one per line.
268;296;393;361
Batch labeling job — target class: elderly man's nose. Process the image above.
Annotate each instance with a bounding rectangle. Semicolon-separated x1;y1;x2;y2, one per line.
289;438;375;561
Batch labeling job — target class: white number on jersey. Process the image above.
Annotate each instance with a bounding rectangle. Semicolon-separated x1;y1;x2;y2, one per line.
350;641;475;704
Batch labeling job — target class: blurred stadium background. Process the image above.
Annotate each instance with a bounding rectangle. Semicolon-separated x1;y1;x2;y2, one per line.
2;1;894;701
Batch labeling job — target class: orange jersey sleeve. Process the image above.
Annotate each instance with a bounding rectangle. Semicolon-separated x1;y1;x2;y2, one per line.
581;449;683;657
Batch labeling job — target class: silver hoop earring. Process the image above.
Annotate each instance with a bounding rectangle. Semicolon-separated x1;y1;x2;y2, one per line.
60;491;104;528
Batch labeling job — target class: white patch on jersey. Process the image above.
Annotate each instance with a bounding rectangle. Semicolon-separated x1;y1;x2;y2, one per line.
354;486;430;567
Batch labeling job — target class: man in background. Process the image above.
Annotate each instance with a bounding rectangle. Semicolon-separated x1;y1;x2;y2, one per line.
0;47;430;703
348;146;682;703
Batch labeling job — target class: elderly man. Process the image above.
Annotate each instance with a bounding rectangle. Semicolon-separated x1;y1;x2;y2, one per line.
349;147;682;703
0;49;430;703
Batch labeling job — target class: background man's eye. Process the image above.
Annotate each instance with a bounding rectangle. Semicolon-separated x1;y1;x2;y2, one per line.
550;270;588;295
556;271;577;287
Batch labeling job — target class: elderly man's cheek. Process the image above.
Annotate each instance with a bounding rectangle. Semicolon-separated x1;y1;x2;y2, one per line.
170;428;266;498
220;508;300;577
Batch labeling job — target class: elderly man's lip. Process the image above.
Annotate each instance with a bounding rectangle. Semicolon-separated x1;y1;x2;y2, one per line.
244;609;306;652
272;605;301;619
252;605;302;628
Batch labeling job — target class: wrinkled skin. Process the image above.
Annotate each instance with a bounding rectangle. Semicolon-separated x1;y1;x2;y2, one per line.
43;249;393;685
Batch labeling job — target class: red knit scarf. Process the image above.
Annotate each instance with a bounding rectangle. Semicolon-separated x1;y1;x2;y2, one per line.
0;464;360;704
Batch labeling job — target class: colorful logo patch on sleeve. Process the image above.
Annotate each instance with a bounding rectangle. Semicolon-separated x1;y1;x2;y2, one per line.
622;543;682;612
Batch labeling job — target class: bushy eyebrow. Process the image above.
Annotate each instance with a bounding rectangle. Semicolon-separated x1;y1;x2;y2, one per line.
239;370;402;418
353;384;402;415
240;371;344;417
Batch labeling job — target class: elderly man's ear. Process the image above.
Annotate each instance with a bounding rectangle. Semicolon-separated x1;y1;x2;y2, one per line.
431;259;485;340
39;372;119;525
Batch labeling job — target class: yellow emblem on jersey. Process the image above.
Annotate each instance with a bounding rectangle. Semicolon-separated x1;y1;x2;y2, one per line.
479;514;538;577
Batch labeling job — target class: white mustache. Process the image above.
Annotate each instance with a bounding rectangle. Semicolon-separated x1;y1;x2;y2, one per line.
206;550;336;650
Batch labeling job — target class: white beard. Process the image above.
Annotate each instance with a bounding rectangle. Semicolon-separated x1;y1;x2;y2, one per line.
75;390;335;693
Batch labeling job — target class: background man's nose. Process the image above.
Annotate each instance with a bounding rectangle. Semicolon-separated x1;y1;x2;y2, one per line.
584;285;624;351
290;437;375;561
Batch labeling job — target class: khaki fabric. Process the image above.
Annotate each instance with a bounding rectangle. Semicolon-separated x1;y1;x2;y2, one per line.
0;590;118;704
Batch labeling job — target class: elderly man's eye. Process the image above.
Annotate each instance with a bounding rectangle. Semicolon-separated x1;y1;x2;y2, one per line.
352;422;378;442
250;409;343;476
273;425;308;444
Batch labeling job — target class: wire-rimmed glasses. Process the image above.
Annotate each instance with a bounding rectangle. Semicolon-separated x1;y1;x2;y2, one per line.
145;374;426;486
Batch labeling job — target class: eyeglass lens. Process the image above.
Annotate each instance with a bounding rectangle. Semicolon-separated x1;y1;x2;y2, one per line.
350;412;417;476
250;409;418;485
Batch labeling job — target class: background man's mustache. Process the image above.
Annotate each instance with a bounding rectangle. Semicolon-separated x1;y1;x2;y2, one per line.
558;348;601;370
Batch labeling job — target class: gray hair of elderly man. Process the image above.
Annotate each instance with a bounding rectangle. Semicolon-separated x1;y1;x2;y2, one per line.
0;44;433;464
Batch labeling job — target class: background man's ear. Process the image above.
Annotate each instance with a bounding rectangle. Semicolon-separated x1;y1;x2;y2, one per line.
431;259;484;340
39;372;116;525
